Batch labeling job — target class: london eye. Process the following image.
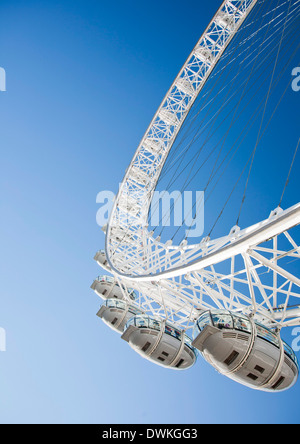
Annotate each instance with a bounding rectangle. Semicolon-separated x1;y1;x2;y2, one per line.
92;0;300;392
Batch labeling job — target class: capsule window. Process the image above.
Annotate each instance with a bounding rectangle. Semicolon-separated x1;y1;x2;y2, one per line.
102;289;107;296
272;376;285;390
142;342;151;353
111;318;118;326
158;357;165;362
247;373;258;381
175;359;185;368
224;350;239;366
162;351;169;357
254;365;265;374
232;314;251;333
256;323;279;347
197;312;212;331
212;312;233;330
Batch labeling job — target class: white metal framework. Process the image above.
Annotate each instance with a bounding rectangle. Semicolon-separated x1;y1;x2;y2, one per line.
97;0;300;334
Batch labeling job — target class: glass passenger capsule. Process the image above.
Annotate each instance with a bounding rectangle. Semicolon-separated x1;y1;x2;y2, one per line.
192;310;299;392
97;299;143;333
91;275;136;301
94;250;111;272
121;315;197;370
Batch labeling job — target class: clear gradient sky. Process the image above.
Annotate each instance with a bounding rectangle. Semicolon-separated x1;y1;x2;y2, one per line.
0;0;300;424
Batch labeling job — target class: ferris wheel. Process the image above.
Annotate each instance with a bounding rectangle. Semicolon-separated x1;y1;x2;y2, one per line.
92;0;300;392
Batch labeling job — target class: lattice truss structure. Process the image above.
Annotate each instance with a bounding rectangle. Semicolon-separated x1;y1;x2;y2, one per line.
100;0;300;333
101;206;300;331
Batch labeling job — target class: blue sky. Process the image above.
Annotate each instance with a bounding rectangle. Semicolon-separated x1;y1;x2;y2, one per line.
0;0;300;424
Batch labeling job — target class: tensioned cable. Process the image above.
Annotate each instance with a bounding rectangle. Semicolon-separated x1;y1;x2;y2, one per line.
279;138;300;208
179;0;281;184
150;0;300;229
152;21;262;201
207;150;256;238
205;66;300;237
177;52;300;242
172;28;300;241
183;34;300;241
109;0;298;258
155;7;300;239
146;2;267;233
236;0;293;226
156;0;300;185
178;1;297;234
205;56;300;205
220;0;299;65
152;0;268;186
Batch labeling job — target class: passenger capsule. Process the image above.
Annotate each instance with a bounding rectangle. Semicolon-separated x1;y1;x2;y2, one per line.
94;250;111;272
91;275;136;301
97;299;143;333
192;310;299;392
121;315;197;370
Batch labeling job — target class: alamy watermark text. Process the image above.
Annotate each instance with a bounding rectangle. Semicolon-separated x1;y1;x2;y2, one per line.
0;67;6;92
292;67;300;92
96;188;204;238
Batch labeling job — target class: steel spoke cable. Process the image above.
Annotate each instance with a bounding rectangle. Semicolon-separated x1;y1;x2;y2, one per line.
219;0;298;64
107;0;298;258
210;0;299;85
164;0;284;180
207;150;255;238
205;60;300;208
175;32;300;241
279;138;300;208
153;0;268;184
236;0;293;225
155;21;300;239
167;0;290;238
150;9;278;225
205;52;299;238
174;0;299;140
155;1;300;188
178;64;298;242
204;31;300;209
